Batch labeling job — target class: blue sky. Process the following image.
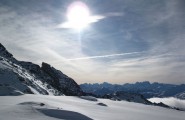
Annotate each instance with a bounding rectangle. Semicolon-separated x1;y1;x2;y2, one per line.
0;0;185;84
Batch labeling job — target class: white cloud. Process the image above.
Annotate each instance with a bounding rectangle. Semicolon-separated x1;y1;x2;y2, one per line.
149;97;185;110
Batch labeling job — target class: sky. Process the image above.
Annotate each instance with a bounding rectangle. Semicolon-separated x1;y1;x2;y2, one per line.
0;0;185;84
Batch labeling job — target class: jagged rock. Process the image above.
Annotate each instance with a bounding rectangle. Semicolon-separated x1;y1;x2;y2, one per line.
0;43;82;96
102;91;152;104
0;43;13;59
41;62;83;96
18;61;41;74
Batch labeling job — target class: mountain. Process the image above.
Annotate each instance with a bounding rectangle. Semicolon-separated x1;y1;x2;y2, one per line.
0;43;182;111
0;43;83;96
102;91;152;104
175;92;185;99
80;81;185;99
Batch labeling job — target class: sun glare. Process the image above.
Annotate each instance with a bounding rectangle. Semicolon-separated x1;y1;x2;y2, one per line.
66;1;90;30
59;1;105;30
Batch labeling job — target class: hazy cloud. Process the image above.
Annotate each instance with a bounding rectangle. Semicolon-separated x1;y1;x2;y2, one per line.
149;97;185;110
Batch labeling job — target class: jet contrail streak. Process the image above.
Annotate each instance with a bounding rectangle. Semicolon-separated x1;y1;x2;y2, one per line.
66;51;144;61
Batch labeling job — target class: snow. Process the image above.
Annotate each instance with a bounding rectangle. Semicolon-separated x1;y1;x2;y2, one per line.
0;95;185;120
149;97;185;110
0;52;81;96
0;57;60;95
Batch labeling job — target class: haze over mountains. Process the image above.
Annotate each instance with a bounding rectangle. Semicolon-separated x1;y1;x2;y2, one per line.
80;81;185;99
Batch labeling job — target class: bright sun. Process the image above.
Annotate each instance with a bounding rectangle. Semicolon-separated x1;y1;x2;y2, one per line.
59;1;104;31
63;1;90;30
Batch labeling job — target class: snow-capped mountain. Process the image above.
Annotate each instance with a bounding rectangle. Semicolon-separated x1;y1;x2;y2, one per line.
80;81;185;99
0;43;183;112
0;43;83;96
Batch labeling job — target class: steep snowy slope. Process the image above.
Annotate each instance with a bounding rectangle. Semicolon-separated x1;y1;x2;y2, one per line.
0;57;59;95
0;95;185;120
0;43;82;96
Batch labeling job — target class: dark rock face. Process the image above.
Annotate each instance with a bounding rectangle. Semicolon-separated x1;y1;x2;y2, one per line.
103;91;152;104
0;43;83;96
18;61;41;74
41;62;83;96
17;60;83;96
17;61;83;96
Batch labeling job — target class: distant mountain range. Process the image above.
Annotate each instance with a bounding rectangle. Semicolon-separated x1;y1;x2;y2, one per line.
80;81;185;99
0;43;83;96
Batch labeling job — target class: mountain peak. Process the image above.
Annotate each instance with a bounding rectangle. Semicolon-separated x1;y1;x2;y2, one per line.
41;62;83;96
0;43;13;59
102;82;111;85
135;81;151;85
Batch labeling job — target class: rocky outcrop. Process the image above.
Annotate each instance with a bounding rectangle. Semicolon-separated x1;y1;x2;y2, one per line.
0;43;82;96
103;91;152;104
0;43;13;59
41;62;83;96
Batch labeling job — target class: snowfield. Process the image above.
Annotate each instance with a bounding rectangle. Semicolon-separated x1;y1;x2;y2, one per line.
0;95;185;120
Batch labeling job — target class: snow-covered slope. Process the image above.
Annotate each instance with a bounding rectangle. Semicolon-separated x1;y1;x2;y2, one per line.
0;43;82;96
0;95;185;120
0;56;60;95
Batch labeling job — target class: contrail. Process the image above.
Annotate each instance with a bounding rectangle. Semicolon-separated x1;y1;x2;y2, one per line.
66;51;144;61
